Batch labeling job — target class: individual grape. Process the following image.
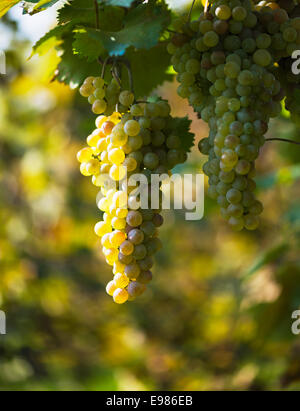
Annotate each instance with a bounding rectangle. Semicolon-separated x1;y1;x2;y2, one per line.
126;211;143;227
127;282;146;298
92;100;107;114
124;120;141;136
106;281;117;297
113;288;129;304
125;263;141;280
244;214;259;230
119;91;134;107
110;231;126;248
133;244;147;260
114;273;129;289
128;229;145;245
138;270;153;285
215;5;231;20
120;240;134;256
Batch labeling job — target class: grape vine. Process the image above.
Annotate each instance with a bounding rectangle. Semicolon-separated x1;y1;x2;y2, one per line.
3;0;300;303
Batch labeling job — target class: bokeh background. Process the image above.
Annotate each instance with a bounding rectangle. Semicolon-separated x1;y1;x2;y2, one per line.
0;2;300;391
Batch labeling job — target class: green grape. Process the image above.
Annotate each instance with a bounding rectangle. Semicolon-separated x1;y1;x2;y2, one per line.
119;90;134;107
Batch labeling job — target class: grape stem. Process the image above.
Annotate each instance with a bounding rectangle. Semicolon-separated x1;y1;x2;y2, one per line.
166;29;181;35
94;0;100;30
265;138;300;145
101;56;111;79
188;0;196;22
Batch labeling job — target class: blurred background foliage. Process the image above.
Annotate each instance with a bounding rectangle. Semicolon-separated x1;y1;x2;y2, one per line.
0;4;300;391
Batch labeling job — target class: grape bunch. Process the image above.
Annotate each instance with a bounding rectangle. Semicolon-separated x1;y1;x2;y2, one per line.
77;75;189;303
168;0;300;231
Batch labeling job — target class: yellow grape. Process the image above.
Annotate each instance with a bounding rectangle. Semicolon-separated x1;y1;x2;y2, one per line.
113;288;129;304
114;273;129;289
86;159;100;175
108;148;125;165
103;247;118;261
113;191;128;208
97;138;108;152
113;261;125;275
80;163;91;176
87;134;100;147
98;197;110;212
103;212;112;225
110;165;127;181
101;233;112;248
94;221;111;237
106;280;117;296
111;217;126;230
116;208;128;219
100;151;109;163
96;115;107;128
109;205;117;217
110;230;126;248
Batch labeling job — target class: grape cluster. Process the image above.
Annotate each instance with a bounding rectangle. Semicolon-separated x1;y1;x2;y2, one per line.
78;76;188;303
168;0;300;231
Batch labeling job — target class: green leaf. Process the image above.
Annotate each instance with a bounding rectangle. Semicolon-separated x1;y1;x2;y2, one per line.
56;36;101;89
104;0;134;7
73;29;106;62
22;0;60;14
58;0;125;31
84;3;170;56
0;0;20;17
58;0;95;25
31;23;74;56
123;45;172;99
167;117;195;154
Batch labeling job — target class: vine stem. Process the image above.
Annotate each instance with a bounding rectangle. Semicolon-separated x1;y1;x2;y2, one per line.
265;138;300;145
188;0;196;22
204;0;210;13
166;28;181;35
94;0;100;30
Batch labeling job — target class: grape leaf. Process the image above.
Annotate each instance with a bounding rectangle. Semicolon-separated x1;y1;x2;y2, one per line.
31;23;74;56
56;36;101;88
0;0;20;17
167;117;195;153
57;0;96;25
83;3;170;56
58;0;125;31
123;45;172;99
104;0;134;6
73;29;106;62
22;0;61;14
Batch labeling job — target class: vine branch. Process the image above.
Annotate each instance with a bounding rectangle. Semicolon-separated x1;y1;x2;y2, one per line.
265;138;300;145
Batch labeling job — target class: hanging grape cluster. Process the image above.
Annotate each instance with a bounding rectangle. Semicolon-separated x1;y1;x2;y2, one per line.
77;75;189;303
168;0;300;231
